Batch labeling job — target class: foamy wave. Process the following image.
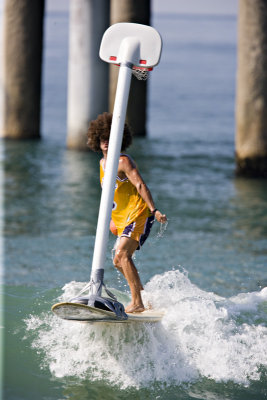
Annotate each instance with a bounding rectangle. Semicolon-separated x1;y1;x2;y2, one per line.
24;269;267;389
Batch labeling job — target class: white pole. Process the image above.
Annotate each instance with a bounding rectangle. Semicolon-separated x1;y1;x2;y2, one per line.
90;63;132;286
72;24;162;302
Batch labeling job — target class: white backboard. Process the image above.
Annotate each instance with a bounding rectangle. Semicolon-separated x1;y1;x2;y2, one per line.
99;23;162;68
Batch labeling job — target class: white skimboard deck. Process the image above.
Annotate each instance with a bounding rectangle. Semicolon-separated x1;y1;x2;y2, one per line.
52;302;164;323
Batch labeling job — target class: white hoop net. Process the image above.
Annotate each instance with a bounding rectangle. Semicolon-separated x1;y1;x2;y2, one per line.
132;68;150;81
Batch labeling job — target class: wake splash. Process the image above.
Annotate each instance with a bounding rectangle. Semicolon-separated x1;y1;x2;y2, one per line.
25;269;267;389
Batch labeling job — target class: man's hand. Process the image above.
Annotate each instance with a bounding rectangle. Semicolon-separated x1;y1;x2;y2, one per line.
154;210;167;224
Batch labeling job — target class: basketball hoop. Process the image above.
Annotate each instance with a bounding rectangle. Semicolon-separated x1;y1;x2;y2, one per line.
132;66;152;81
108;55;153;81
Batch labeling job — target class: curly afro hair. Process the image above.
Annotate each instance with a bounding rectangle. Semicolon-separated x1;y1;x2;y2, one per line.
87;112;132;152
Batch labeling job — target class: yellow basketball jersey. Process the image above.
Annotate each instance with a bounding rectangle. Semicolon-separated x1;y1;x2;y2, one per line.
100;155;150;235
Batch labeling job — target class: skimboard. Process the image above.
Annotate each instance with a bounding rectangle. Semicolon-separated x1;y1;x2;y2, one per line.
52;302;164;323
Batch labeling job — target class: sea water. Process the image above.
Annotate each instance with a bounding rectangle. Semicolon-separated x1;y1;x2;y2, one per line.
3;4;267;400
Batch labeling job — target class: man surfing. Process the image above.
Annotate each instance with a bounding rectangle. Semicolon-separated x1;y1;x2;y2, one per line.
87;112;167;313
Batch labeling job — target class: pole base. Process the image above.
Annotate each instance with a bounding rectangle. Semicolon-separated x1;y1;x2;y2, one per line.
70;269;128;320
70;295;128;320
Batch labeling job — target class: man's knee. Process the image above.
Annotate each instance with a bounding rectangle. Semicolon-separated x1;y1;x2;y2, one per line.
113;249;131;268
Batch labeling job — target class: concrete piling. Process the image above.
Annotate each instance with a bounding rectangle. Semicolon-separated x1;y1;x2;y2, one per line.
1;0;44;139
236;0;267;177
67;0;110;150
110;0;151;136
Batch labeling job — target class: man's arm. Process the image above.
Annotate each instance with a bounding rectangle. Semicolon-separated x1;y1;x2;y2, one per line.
119;156;167;223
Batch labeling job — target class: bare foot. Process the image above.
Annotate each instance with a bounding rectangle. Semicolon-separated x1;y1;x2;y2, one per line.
125;303;145;313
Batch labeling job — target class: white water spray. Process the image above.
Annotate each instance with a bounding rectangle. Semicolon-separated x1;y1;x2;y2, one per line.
25;269;267;389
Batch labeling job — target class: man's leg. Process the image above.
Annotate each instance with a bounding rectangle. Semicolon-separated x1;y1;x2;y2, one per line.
113;236;145;313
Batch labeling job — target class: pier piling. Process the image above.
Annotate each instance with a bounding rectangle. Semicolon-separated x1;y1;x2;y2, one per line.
110;0;151;136
1;0;44;139
236;0;267;177
67;0;110;150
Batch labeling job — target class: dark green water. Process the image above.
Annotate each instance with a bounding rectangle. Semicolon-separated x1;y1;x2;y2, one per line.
2;5;267;400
